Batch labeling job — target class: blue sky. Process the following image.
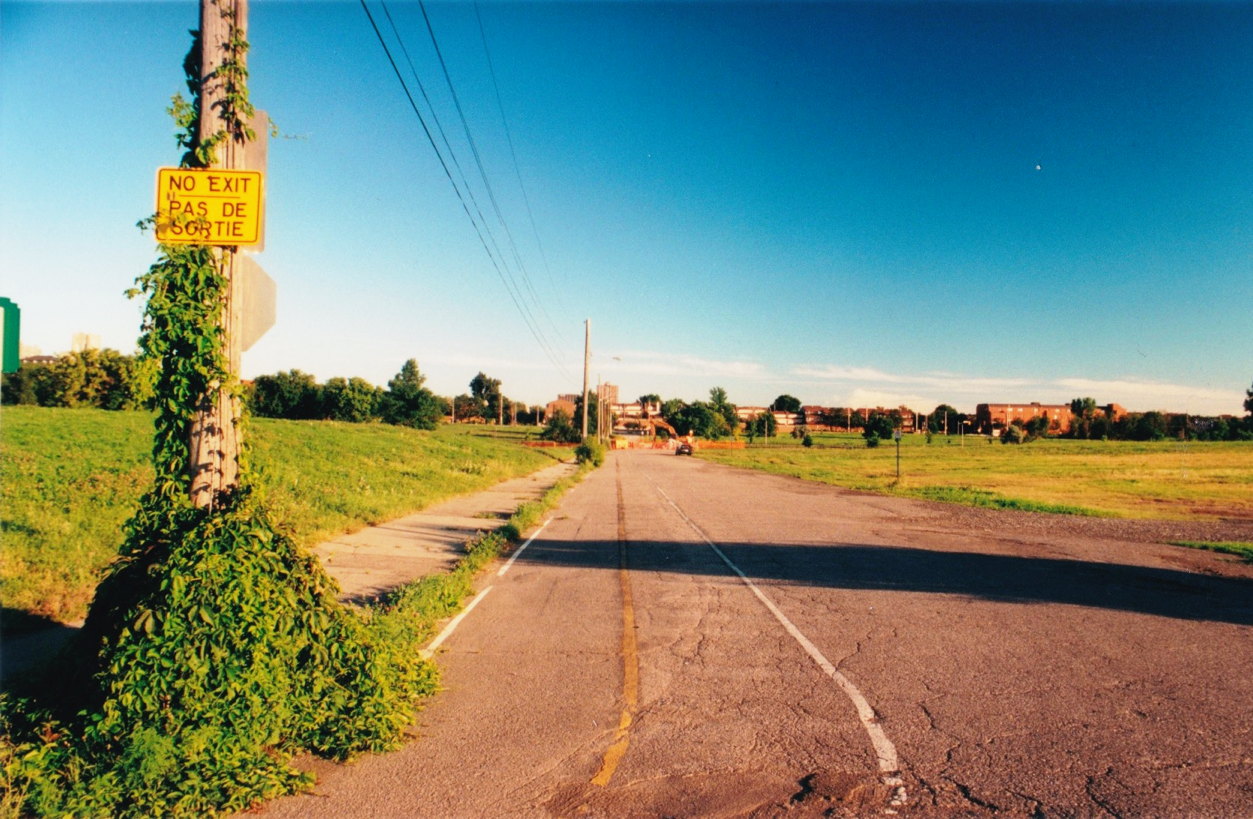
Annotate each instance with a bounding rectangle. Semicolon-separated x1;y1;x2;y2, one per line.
2;1;1250;415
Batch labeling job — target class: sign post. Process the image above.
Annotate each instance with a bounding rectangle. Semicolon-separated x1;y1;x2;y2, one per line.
894;428;902;481
0;298;20;374
185;0;254;508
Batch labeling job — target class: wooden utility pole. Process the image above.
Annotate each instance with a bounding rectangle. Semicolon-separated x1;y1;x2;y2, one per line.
581;319;590;441
189;0;247;508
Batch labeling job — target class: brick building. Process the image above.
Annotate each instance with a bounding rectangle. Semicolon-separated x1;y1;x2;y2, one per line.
545;398;576;421
975;402;1071;434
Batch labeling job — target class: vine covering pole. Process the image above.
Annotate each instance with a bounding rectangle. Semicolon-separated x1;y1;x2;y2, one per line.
189;0;248;507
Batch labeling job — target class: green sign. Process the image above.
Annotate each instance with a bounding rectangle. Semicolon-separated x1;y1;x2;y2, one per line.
1;297;19;373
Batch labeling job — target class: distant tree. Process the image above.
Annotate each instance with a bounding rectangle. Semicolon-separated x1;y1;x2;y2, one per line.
862;412;895;447
452;393;480;421
928;404;960;434
1190;416;1229;441
102;349;153;410
251;369;320;419
820;407;859;430
1070;396;1097;418
708;386;739;434
671;401;715;438
12;349;147;410
1;360;47;405
705;411;732;440
1001;423;1027;444
322;376;381;422
573;391;600;436
747;411;777;440
1068;396;1099;439
2;349;144;410
1128;411;1169;441
660;397;687;424
470;372;503;422
43;352;90;407
1239;380;1253;439
380;359;441;430
514;403;541;425
1023;415;1051;440
540;408;580;443
770;394;802;414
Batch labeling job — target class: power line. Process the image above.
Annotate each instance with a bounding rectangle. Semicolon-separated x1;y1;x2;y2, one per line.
358;0;571;380
379;0;568;378
377;1;545;351
414;0;564;342
472;0;568;313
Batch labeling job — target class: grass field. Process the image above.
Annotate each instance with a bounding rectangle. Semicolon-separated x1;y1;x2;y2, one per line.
699;432;1253;520
1;407;555;624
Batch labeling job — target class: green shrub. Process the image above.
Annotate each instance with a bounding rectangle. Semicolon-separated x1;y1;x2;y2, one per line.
574;438;606;466
2;489;430;816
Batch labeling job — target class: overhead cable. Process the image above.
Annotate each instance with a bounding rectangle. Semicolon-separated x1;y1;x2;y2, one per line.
472;0;568;313
415;0;564;341
358;0;571;380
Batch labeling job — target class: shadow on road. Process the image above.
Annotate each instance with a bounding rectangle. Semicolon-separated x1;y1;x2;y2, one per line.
511;538;1253;627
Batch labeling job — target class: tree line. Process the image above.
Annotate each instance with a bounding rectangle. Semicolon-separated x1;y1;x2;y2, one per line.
7;353;1249;443
1055;395;1253;443
1;349;154;409
246;366;549;429
1;353;537;433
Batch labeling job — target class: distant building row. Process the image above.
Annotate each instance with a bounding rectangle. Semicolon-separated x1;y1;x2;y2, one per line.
972;402;1126;435
541;384;1134;437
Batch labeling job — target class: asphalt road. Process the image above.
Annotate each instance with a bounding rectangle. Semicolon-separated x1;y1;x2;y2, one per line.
266;449;1253;817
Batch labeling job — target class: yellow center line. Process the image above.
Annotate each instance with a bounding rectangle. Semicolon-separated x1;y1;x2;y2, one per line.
592;461;640;787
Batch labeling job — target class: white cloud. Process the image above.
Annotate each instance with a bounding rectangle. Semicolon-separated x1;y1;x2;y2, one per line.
792;364;904;383
611;350;768;380
786;362;1244;415
845;388;935;410
1052;377;1244;413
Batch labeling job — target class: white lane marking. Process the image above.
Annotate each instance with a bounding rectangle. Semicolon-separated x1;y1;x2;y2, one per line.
498;517;553;577
656;486;907;808
421;519;555;659
420;585;494;660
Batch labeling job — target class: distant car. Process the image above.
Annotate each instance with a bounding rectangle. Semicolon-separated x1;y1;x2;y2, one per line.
675;442;694;456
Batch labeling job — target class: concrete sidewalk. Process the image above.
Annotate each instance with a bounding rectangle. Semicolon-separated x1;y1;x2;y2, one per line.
0;459;579;683
315;459;579;604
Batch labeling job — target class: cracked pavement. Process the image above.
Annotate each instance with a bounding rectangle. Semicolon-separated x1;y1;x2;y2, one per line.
263;449;1253;817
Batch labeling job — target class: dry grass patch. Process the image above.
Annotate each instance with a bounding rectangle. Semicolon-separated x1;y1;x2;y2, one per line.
700;437;1253;520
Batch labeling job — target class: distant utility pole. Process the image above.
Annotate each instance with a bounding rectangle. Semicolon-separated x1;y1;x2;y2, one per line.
581;319;590;441
189;0;248;508
601;378;611;445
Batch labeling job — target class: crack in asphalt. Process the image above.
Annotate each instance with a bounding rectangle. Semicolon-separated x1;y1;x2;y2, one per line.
1084;769;1125;817
1008;788;1048;818
945;775;1005;812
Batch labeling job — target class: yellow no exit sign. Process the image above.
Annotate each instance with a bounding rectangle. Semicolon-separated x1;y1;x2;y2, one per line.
155;167;264;246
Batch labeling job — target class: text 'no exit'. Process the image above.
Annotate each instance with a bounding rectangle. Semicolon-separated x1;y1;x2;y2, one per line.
155;167;264;246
